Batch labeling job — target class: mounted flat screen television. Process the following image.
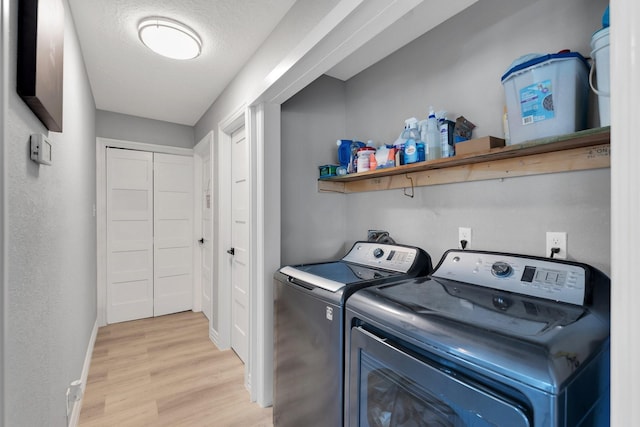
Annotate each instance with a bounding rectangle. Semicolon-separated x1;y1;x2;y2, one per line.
17;0;64;132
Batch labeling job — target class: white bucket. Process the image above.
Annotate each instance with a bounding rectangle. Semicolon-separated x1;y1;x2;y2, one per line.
501;53;589;145
590;27;610;126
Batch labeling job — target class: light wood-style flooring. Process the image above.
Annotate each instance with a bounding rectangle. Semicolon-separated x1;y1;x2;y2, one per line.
79;311;273;426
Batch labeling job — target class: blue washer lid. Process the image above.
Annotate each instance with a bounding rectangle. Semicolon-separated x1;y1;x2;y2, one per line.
501;51;590;83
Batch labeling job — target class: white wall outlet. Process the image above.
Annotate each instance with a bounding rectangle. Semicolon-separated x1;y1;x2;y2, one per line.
458;227;472;249
66;379;83;416
546;231;567;259
68;380;82;401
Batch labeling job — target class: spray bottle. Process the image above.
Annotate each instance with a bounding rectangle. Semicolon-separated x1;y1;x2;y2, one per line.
402;117;420;164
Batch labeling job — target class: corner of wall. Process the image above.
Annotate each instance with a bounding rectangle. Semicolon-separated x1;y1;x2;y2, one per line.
0;0;8;423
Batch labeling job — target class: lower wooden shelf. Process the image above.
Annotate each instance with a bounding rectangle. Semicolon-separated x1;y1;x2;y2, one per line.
318;127;610;194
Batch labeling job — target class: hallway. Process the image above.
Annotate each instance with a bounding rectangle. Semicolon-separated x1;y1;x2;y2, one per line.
79;311;272;426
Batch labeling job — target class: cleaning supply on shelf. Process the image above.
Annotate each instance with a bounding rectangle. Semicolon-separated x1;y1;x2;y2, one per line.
426;107;441;160
401;117;421;164
404;139;417;163
454;116;476;142
336;139;352;169
369;152;377;171
590;5;610;127
375;145;394;168
439;113;455;158
419;119;428;159
356;146;376;172
501;51;589;145
348;140;365;173
393;129;405;166
318;165;338;178
502;106;510;144
417;142;425;162
395;145;405;165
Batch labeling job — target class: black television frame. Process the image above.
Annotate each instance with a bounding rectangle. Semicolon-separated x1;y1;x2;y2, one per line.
17;0;65;132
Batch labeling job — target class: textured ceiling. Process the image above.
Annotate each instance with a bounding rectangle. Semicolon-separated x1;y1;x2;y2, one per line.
67;0;297;125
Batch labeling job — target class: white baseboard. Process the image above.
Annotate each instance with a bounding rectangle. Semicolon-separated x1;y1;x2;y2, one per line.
209;325;224;350
68;319;98;427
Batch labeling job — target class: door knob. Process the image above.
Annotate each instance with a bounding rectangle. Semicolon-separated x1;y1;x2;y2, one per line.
198;238;205;245
227;247;235;255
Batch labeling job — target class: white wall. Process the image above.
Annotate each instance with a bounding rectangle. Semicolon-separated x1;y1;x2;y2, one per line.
194;0;341;141
0;0;7;421
610;1;640;424
5;0;97;425
96;109;195;149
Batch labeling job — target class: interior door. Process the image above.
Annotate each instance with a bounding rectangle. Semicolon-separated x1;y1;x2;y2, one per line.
153;153;194;316
106;148;154;324
231;125;250;363
200;149;213;321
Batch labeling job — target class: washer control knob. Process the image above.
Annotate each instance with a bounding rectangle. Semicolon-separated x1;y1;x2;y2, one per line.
491;261;513;278
492;295;512;311
373;248;385;258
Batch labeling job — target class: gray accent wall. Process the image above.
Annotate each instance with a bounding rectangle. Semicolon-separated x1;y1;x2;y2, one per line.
96;109;195;148
281;0;610;274
5;0;97;425
281;76;348;265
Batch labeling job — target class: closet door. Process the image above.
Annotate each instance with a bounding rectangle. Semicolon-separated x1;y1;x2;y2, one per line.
106;148;154;323
153;153;194;316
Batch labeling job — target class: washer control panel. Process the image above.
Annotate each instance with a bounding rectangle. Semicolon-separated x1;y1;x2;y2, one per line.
342;242;419;273
432;250;587;306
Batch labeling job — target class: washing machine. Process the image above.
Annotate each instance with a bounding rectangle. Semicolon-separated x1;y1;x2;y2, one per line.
345;249;610;426
274;241;433;427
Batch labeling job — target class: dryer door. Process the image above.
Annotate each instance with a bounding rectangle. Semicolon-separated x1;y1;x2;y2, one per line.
346;326;532;427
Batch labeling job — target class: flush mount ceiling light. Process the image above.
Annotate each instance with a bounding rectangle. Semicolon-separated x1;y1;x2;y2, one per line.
138;17;202;60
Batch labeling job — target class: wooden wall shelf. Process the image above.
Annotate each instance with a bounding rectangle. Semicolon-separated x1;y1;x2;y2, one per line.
318;127;610;194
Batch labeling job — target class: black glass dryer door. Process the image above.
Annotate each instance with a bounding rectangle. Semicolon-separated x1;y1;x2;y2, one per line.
347;326;531;427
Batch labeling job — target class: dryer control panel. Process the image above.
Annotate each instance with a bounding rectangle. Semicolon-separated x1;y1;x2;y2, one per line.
342;242;421;273
432;250;587;306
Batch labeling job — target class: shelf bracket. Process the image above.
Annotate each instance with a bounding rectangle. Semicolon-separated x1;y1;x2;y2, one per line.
403;174;414;198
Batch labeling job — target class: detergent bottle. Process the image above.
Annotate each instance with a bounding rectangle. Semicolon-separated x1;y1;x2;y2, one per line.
426;107;441;160
402;117;420;164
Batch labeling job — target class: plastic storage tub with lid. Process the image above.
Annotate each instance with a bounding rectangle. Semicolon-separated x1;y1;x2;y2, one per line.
501;51;590;145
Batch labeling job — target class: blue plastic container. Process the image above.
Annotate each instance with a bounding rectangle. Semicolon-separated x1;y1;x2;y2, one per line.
336;139;352;168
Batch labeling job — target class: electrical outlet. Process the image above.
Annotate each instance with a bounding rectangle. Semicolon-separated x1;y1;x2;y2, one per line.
66;379;83;416
69;380;82;401
546;232;567;259
458;227;472;249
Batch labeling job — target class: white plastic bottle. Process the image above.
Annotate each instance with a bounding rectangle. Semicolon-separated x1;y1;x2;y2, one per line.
426;107;441;161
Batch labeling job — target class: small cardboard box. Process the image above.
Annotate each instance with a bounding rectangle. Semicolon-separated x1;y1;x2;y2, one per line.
455;136;505;156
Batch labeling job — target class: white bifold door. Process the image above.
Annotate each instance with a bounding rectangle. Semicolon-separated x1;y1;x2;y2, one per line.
106;148;194;324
